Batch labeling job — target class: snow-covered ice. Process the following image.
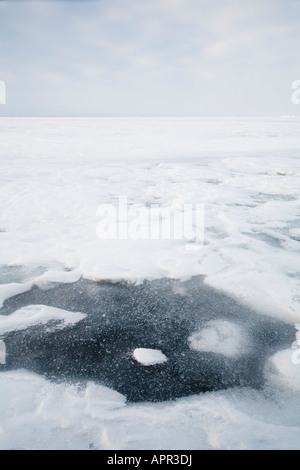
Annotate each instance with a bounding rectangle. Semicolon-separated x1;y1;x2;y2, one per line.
188;320;249;357
0;369;300;450
0;116;300;449
0;305;86;335
0;117;299;320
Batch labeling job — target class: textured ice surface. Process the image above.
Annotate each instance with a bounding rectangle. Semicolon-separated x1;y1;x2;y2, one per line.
0;117;299;321
0;117;300;449
0;277;295;402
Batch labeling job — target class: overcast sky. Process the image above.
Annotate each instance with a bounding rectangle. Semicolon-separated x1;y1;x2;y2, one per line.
0;0;299;116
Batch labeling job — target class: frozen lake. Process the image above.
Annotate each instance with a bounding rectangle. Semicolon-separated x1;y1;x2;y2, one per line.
0;117;299;449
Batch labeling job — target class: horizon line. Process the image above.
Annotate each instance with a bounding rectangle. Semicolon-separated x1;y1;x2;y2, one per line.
0;114;299;119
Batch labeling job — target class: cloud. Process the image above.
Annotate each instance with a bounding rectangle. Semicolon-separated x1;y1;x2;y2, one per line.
0;0;299;115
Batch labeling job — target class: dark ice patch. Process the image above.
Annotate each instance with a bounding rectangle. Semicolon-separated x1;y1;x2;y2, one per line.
0;276;295;402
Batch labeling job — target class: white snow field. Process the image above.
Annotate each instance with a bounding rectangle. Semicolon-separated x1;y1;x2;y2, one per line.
0;116;300;449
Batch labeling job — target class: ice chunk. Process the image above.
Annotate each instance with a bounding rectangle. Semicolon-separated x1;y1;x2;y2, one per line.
133;348;168;366
0;304;86;334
